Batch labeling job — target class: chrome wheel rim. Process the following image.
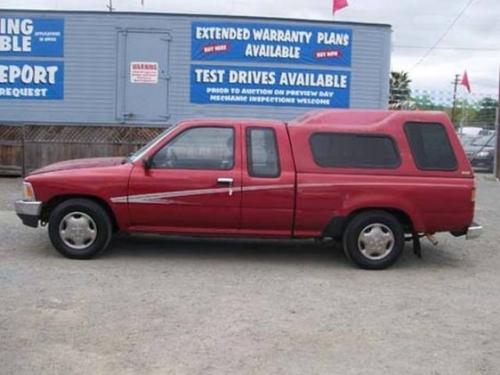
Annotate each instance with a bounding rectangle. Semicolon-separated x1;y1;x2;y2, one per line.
357;223;395;260
59;212;97;250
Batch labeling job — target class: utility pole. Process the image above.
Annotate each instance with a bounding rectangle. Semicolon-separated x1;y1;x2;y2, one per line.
495;65;500;179
106;0;115;12
451;74;460;128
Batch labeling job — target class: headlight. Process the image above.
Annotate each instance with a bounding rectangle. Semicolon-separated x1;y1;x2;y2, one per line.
22;182;36;201
475;151;492;159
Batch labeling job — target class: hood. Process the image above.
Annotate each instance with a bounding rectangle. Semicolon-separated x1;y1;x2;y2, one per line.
29;157;125;175
464;145;481;153
464;145;494;159
465;143;489;152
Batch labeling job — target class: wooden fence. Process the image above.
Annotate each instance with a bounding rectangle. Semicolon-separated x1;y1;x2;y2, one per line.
0;124;165;176
0;125;23;176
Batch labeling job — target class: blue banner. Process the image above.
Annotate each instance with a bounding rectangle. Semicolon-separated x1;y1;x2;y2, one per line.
192;22;352;67
190;65;350;108
0;61;64;100
0;17;64;56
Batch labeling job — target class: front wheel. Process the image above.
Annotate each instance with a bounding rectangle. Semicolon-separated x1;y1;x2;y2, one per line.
343;210;405;269
48;198;113;259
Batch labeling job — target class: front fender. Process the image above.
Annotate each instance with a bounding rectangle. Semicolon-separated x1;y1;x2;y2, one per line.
25;163;133;231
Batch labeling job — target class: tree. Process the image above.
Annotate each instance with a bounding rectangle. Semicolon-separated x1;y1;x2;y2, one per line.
412;94;445;111
449;99;479;127
389;71;412;109
476;97;498;127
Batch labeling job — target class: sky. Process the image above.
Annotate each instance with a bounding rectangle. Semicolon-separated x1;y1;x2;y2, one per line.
1;0;499;97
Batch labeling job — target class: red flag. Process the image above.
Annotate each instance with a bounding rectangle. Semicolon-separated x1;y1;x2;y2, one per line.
460;70;471;93
333;0;348;14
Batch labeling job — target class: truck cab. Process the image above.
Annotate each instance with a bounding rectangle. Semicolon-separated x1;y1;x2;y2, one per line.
124;119;297;237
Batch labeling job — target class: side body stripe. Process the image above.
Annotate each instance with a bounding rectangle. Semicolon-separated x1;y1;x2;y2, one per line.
110;184;295;204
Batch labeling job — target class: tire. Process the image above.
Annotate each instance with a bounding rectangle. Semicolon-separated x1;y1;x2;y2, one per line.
343;210;405;270
48;198;113;259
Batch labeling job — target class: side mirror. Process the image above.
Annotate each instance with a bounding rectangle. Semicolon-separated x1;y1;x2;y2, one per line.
143;156;152;170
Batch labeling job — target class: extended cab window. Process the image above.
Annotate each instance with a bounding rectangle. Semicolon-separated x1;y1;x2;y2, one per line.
247;127;280;177
151;127;234;170
405;122;457;171
310;133;400;168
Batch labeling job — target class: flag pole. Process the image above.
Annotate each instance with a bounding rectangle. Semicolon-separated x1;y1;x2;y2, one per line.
106;0;114;12
451;74;460;128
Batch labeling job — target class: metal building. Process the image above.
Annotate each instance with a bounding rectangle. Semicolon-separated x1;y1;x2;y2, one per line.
0;9;391;174
0;9;392;123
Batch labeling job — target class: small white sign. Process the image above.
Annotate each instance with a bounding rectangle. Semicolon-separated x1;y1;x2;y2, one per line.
130;61;159;84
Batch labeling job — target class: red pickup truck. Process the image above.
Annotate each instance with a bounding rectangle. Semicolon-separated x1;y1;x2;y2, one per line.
15;110;481;269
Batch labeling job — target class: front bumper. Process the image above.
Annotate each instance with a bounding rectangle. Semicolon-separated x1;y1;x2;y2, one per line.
15;200;42;228
469;158;493;172
466;222;482;240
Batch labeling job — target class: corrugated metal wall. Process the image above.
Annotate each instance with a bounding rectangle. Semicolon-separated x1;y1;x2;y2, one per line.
0;10;391;126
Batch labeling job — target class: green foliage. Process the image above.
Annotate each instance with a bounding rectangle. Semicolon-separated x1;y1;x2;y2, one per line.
389;70;498;125
412;95;445;111
389;71;412;109
476;97;498;125
411;94;498;128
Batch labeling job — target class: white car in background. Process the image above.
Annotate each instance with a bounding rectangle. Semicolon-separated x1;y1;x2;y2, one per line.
458;127;484;137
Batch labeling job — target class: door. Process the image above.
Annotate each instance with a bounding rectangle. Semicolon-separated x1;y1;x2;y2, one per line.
118;30;170;122
240;124;296;237
127;124;242;235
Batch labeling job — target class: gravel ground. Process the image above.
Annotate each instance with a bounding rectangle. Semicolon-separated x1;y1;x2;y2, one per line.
0;177;22;210
1;176;500;374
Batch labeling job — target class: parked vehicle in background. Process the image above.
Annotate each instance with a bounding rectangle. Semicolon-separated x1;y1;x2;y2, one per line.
458;126;484;137
465;133;496;173
458;133;476;148
15;110;481;269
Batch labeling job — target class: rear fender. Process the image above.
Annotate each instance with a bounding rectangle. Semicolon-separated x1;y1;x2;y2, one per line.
342;195;424;232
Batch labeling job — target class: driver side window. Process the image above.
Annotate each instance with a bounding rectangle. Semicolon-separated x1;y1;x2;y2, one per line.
151;126;234;170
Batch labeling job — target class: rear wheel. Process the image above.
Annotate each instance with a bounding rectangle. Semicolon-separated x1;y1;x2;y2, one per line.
48;198;112;259
343;210;405;269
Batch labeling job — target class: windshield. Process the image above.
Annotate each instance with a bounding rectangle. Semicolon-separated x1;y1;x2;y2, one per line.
459;134;474;146
128;125;178;163
471;135;494;147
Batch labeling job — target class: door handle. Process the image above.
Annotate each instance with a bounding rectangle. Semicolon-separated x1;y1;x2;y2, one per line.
217;177;234;196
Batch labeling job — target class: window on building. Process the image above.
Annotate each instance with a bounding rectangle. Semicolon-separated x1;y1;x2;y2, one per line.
405;122;457;170
310;133;400;169
246;128;280;177
152;127;234;170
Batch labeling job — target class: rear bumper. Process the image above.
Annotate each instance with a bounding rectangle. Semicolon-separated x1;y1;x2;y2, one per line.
466;222;482;240
15;200;42;228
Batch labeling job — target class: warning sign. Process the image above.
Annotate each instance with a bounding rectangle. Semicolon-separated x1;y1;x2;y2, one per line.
130;61;159;84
